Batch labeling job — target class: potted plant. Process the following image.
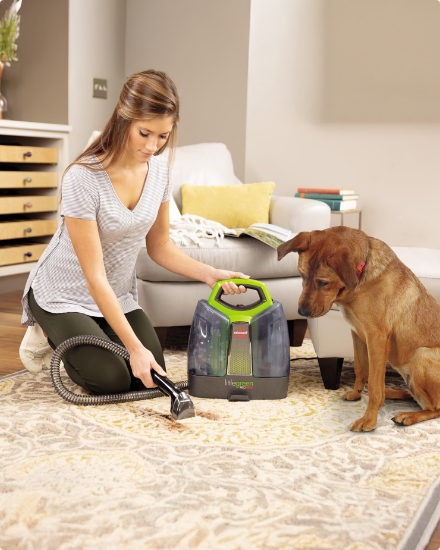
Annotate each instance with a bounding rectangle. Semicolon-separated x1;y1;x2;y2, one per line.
0;0;21;118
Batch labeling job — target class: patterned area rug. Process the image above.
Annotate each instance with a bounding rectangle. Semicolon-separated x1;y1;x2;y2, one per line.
1;338;440;550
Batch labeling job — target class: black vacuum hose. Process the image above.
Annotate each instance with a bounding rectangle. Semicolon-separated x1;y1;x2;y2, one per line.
50;335;195;420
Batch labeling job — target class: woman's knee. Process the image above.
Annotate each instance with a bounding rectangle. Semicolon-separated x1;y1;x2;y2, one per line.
65;345;132;394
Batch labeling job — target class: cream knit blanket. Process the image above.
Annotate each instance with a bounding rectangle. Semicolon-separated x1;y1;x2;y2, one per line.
169;214;237;247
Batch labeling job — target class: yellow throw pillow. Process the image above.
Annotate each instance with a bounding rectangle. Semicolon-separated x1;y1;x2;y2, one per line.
181;182;276;229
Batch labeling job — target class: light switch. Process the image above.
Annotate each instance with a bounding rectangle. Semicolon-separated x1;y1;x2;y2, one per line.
93;78;108;99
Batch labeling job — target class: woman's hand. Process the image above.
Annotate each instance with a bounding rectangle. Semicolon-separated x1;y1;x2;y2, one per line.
205;269;251;295
129;345;167;388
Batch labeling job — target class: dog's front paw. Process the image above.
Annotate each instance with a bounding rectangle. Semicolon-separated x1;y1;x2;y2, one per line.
350;415;377;432
343;389;362;401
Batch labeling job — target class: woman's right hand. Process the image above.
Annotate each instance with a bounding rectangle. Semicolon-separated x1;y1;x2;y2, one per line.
129;346;167;388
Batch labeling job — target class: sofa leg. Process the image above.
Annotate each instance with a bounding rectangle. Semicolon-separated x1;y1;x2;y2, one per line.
154;327;168;350
318;358;343;390
288;319;308;347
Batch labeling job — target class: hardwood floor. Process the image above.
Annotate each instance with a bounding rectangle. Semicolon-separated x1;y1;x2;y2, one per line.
1;290;439;548
0;290;28;376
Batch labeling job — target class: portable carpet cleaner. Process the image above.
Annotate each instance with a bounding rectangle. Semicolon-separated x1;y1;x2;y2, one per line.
187;278;290;401
50;278;290;419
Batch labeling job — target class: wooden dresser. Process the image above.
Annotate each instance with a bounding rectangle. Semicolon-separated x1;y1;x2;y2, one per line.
0;120;71;285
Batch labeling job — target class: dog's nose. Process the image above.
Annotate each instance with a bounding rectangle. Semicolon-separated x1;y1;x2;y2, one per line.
298;307;312;318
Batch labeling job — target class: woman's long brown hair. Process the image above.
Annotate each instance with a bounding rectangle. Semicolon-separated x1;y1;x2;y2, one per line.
59;69;180;205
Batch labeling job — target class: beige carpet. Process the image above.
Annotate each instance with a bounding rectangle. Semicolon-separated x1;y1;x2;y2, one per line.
1;340;440;550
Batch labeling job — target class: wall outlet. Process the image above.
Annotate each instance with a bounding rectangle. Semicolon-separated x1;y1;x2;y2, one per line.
93;78;108;99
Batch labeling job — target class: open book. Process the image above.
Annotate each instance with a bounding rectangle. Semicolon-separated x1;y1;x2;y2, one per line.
225;223;291;250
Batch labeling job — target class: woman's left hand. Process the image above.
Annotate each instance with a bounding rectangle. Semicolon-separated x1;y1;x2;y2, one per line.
205;269;250;295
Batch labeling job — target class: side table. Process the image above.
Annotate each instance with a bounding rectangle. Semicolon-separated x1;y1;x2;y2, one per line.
331;209;362;230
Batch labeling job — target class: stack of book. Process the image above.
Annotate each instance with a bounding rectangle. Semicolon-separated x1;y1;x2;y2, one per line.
295;188;359;211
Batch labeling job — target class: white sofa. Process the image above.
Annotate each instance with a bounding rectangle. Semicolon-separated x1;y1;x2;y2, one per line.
134;142;331;347
307;247;440;389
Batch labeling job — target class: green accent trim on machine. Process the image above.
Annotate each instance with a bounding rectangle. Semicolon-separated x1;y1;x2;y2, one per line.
207;278;273;322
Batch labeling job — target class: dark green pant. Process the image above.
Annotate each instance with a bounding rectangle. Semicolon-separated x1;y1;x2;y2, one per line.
28;287;166;395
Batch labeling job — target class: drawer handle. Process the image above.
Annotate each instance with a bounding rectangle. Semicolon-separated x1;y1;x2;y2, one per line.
24;252;33;258
23;151;32;158
24;202;33;208
24;177;32;183
24;227;32;233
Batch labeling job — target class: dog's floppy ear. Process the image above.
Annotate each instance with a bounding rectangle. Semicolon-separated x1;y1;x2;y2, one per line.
327;246;358;291
277;232;311;261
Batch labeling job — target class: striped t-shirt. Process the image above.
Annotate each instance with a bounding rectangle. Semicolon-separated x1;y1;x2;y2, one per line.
21;154;173;326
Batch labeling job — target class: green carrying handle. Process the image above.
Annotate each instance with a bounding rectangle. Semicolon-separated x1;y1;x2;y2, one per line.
208;278;273;314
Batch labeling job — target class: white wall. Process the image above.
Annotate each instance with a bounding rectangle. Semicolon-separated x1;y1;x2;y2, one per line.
246;0;440;248
125;0;251;182
65;0;440;248
68;0;126;162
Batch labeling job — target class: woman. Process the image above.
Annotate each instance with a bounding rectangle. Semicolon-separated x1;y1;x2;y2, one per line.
20;69;249;394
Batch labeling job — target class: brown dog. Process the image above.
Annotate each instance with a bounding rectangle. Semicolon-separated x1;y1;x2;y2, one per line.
277;226;440;432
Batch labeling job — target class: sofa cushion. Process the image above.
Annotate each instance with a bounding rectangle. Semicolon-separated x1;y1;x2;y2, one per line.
137;277;304;327
181;181;275;229
136;235;299;282
160;143;242;210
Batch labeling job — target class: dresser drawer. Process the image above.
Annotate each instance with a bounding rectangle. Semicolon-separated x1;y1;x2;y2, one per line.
0;242;48;266
0;171;58;188
0;145;58;164
0;195;58;214
0;219;58;240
